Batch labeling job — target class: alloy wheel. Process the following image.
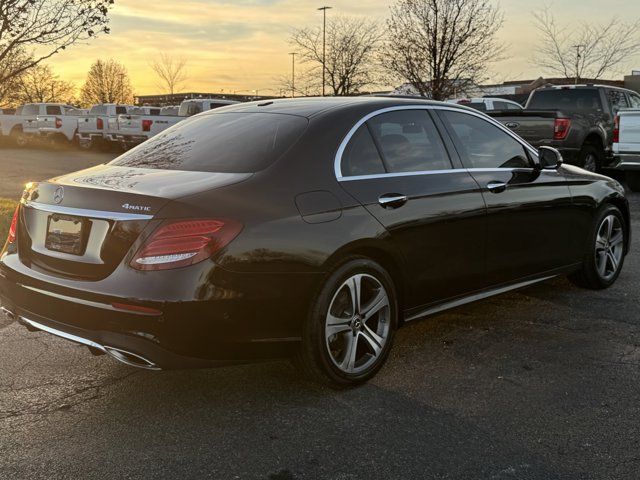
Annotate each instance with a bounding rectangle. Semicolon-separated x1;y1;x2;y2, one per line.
325;274;391;374
595;214;624;281
583;153;597;172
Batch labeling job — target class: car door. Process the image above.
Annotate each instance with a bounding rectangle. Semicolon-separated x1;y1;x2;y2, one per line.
337;108;487;309
436;108;575;286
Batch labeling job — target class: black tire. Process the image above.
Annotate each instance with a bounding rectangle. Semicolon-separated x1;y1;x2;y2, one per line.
578;144;602;173
626;172;640;192
10;127;27;148
295;257;398;387
569;204;627;289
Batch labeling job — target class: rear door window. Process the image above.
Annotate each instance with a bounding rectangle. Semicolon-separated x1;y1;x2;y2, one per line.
629;94;640;108
46;106;62;115
367;110;452;172
110;112;308;173
22;105;39;116
608;90;630;113
115;106;128;115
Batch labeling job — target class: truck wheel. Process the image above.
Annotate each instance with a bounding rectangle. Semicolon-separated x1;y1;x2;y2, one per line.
578;144;602;173
11;128;27;148
626;172;640;192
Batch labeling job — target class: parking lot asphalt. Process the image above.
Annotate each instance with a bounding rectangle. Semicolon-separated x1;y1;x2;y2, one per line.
1;149;639;480
0;147;116;199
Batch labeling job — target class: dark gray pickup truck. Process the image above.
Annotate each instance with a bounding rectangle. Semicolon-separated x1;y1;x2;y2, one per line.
490;85;640;172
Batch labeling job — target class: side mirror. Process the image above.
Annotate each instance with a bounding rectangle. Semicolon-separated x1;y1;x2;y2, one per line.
537;146;563;170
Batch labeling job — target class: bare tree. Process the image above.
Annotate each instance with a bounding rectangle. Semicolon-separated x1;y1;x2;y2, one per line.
15;64;76;104
533;7;640;81
0;0;113;85
382;0;505;100
151;53;188;96
80;59;135;106
291;16;385;96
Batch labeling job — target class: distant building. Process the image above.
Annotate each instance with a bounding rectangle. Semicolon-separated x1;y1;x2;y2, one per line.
135;92;279;106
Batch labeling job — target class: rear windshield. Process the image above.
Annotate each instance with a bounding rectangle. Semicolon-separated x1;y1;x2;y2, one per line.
528;89;603;114
109;112;308;173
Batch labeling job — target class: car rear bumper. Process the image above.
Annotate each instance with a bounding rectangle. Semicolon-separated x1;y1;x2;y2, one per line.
0;257;320;370
116;134;148;145
611;153;640;170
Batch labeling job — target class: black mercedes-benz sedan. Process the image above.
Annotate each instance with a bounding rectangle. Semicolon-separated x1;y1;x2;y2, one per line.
0;97;631;385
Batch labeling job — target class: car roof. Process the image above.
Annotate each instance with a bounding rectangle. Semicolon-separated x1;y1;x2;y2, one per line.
204;96;464;119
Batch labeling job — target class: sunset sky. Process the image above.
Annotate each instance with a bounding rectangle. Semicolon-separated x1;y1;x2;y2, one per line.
49;0;640;96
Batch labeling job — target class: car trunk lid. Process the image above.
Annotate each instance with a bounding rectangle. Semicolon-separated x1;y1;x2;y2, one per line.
18;164;251;280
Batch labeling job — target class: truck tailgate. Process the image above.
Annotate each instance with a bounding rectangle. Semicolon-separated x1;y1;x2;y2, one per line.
489;110;560;146
617;111;640;153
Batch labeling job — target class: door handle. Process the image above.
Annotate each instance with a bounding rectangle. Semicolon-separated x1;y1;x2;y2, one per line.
486;181;507;193
378;194;408;209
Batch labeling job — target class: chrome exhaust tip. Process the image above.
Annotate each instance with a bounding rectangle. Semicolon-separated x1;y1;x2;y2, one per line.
103;346;160;370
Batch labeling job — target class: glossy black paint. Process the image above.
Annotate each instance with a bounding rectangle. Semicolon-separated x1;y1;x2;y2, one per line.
0;97;631;369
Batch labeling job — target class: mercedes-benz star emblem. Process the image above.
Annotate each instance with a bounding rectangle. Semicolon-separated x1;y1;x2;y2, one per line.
53;186;64;204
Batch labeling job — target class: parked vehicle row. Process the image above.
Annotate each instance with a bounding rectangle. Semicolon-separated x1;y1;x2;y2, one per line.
0;99;240;150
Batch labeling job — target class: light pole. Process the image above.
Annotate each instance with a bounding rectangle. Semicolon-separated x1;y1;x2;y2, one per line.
289;52;296;98
318;6;332;96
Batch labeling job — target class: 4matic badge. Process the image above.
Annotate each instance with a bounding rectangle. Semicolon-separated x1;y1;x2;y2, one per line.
122;203;152;212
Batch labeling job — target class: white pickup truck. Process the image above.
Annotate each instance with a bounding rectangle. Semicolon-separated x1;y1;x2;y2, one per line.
1;103;79;146
36;106;88;144
114;99;239;148
613;109;640;192
77;103;133;149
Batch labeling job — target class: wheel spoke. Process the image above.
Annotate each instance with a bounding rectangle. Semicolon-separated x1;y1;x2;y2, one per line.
607;251;619;272
597;251;607;275
326;315;352;338
361;325;383;356
595;234;607;250
361;290;389;322
347;275;362;315
339;333;359;372
606;216;614;240
610;231;624;247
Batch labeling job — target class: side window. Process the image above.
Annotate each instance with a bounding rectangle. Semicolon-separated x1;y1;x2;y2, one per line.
115;106;127;115
367;110;452;173
628;94;640;108
493;101;511;110
340;125;386;177
608;90;629;113
506;102;523;110
46;106;61;115
441;110;532;169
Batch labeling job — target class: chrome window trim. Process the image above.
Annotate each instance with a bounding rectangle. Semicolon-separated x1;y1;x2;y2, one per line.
24;201;154;221
334;104;539;182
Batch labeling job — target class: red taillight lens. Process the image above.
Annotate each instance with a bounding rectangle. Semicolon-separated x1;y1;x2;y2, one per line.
142;119;153;132
613;115;620;143
553;118;571;140
7;205;19;244
97;118;104;130
131;219;242;271
55;117;62;129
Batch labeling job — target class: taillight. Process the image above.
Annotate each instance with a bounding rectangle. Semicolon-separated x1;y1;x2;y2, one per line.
142;119;153;132
97;118;104;130
7;205;19;244
553;118;571;140
55;117;62;129
613;115;620;143
131;219;242;271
